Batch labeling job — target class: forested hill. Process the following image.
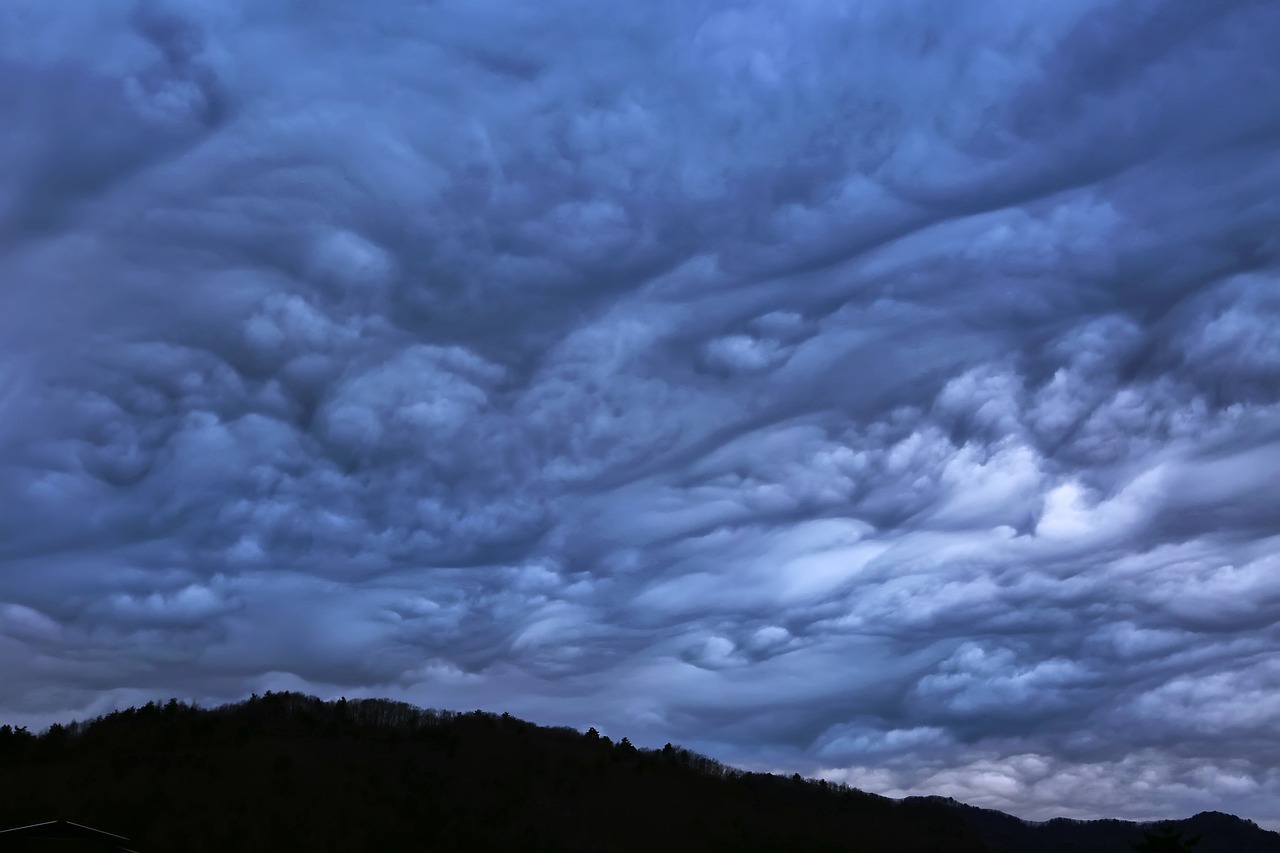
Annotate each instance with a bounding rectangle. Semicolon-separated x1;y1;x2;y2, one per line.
0;693;1274;853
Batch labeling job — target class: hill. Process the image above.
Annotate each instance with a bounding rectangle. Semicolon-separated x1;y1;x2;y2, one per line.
0;692;1274;852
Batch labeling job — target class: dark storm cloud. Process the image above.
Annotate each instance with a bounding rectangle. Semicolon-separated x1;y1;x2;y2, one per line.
2;0;1280;827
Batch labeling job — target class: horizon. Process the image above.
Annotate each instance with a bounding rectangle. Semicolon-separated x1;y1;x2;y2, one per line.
2;0;1279;831
4;690;1277;833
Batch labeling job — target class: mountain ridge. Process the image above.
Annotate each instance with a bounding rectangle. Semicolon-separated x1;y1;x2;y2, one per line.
1;692;1274;852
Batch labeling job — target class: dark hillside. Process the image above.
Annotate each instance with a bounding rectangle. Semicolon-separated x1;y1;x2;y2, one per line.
0;692;986;852
917;796;1280;853
0;693;1275;853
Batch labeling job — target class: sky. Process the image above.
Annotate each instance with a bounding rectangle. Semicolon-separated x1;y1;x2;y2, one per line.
2;0;1280;828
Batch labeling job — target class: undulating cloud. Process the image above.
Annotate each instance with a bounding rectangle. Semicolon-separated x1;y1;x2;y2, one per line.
2;0;1280;827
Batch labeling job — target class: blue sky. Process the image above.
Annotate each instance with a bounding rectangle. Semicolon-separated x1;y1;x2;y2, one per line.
3;0;1280;827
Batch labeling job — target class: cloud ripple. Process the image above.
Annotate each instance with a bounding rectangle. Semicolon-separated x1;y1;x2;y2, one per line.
2;0;1280;827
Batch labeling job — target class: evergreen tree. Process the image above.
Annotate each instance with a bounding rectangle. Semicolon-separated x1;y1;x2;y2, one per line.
1130;823;1201;852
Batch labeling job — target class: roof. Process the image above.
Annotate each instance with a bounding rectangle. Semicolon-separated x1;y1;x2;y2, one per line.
0;820;139;850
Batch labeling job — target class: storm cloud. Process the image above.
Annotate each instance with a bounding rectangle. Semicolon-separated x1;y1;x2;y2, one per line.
3;0;1280;827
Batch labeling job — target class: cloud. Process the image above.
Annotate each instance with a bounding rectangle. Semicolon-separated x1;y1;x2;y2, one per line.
2;0;1280;829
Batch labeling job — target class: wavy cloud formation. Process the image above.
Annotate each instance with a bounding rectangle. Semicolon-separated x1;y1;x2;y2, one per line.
3;0;1280;827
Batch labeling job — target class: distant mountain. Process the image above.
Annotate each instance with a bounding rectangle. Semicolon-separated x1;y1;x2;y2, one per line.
912;796;1280;853
0;693;1274;853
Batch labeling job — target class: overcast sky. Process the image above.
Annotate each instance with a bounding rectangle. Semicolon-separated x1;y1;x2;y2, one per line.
3;0;1280;828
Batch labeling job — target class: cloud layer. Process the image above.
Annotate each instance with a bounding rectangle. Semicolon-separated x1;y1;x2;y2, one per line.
3;0;1280;827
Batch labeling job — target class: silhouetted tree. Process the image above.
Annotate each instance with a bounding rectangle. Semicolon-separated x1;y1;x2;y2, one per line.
1131;823;1202;852
2;694;1268;853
